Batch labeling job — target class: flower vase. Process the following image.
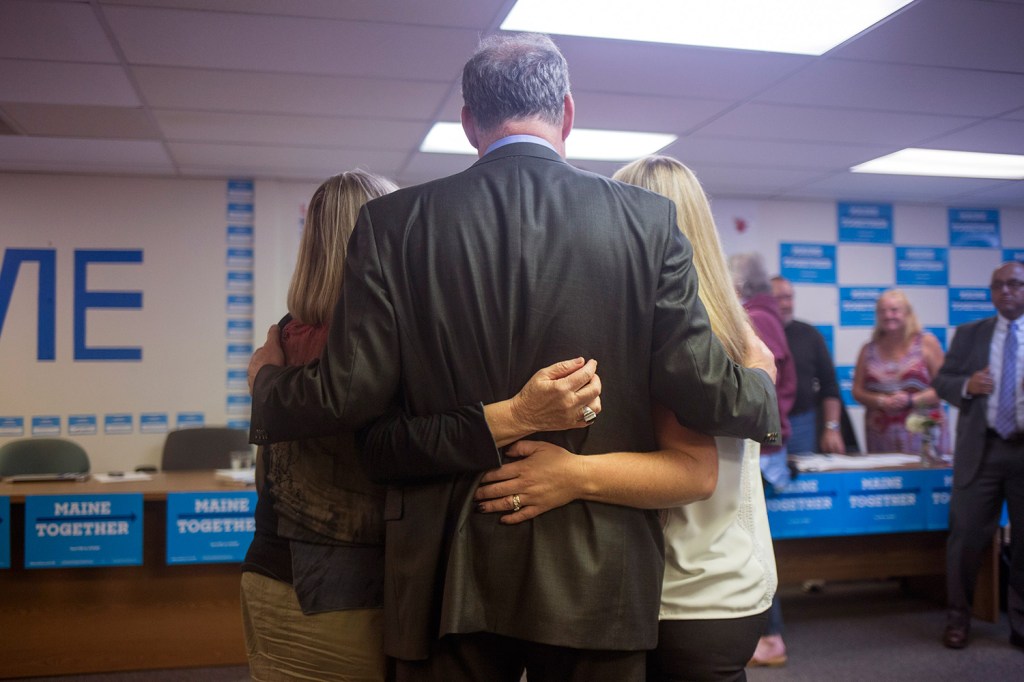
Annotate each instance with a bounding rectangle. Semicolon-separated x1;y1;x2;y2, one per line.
919;433;939;468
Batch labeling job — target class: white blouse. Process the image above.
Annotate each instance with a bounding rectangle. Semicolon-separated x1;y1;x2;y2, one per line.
659;437;777;620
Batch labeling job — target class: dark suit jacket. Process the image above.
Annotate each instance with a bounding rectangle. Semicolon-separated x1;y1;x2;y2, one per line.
933;316;997;488
251;142;780;659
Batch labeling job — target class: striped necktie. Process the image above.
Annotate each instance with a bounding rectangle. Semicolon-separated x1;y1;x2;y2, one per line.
995;322;1018;439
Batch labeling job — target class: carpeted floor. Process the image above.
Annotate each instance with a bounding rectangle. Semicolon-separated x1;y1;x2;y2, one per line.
21;580;1022;681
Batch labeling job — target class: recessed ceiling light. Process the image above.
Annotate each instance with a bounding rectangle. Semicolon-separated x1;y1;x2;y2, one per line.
501;0;914;56
851;149;1024;180
420;122;676;161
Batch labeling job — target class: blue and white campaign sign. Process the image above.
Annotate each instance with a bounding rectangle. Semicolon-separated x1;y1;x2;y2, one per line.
0;416;24;437
226;248;253;269
139;413;168;434
67;414;97;436
226;369;248;391
31;415;61;436
925;326;947;352
226;394;251;415
104;413;133;435
837;365;856;407
779;243;837;284
840;287;884;326
838;202;893;244
895;247;947;286
0;497;10;569
765;474;844;539
166;491;256;564
842;470;928;534
1005;249;1024;263
226;295;253;315
949;209;1000;248
226;319;253;339
226;271;253;292
25;494;143;568
226;343;252;364
227;418;250;431
815;324;834;357
949;288;994;325
925;469;953;530
226;225;253;246
226;203;254;223
227;179;254;200
176;412;205;429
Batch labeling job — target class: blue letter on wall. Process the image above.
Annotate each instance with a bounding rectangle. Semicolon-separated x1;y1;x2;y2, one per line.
0;249;56;360
74;250;143;361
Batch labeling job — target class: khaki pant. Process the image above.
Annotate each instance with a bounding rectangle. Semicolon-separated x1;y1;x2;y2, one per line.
241;571;386;681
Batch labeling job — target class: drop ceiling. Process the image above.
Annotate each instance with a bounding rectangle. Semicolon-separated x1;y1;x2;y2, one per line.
1;0;1023;206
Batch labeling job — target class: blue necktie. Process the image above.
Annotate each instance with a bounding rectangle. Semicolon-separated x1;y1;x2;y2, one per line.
996;322;1018;439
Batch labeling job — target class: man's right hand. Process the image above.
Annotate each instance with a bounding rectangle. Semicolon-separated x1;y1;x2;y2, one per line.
966;367;994;396
742;324;777;383
248;325;284;394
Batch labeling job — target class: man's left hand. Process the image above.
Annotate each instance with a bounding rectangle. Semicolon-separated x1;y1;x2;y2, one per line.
248;325;284;393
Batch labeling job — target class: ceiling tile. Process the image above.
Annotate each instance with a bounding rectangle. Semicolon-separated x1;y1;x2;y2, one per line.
0;1;118;62
921;119;1024;155
571;91;731;134
0;60;141;107
133;66;450;119
757;59;1024;117
693;103;975;147
831;0;1024;74
100;0;509;27
0;136;172;171
167;141;408;177
790;172;1011;206
2;103;159;139
662;136;889;171
555;35;811;100
105;6;480;79
153;110;429;149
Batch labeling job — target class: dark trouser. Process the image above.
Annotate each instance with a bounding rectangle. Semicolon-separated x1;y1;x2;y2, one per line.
946;432;1024;638
647;612;769;682
392;632;646;682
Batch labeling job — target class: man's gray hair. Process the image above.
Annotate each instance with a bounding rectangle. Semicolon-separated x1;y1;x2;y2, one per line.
462;33;570;133
729;252;772;300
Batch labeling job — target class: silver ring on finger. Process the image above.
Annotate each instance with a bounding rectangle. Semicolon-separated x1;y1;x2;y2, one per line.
581;406;597;423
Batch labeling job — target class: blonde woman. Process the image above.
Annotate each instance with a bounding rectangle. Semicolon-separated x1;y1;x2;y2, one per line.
475;156;778;682
852;289;946;453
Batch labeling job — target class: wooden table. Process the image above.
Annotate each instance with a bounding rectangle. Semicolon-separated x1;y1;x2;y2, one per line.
0;472;249;679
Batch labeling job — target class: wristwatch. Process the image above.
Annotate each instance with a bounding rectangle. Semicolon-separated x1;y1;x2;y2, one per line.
824;421;840;431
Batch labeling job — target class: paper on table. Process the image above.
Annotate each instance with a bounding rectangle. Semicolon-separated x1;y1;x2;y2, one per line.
93;472;154;483
790;453;925;472
215;469;256;485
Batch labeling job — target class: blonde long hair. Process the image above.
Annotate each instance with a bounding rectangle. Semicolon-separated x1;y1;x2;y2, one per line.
287;170;398;325
613;156;749;363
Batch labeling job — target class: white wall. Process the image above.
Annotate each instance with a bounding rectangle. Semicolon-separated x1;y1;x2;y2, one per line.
1;171;1022;471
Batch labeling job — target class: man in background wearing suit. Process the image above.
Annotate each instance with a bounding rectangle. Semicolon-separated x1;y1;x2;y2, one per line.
933;260;1024;652
249;33;780;681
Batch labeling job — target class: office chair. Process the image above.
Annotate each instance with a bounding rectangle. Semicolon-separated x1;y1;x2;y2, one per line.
160;427;249;471
0;438;91;477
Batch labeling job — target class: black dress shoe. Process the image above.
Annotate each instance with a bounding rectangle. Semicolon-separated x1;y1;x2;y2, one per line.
943;625;969;649
1011;631;1024;651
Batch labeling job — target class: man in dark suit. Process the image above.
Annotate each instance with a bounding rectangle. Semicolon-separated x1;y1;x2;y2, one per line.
933;260;1024;652
248;33;780;680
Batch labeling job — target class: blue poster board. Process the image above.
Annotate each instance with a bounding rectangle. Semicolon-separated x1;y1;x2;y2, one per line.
949;287;994;325
925;326;947;352
765;474;845;539
779;243;837;283
924;469;953;530
840;287;884;326
895;247;948;286
31;416;61;436
67;414;97;436
0;416;25;437
1004;249;1024;263
24;494;143;568
176;412;204;429
0;497;10;569
949;208;999;247
139;413;168;434
837;365;856;407
843;470;929;534
814;324;834;357
166;491;257;564
838;202;893;243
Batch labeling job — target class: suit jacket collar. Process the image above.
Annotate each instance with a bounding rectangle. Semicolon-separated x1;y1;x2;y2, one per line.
472;141;565;168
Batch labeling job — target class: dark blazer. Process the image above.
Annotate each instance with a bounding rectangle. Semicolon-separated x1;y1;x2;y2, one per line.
251;142;780;659
933;316;997;487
